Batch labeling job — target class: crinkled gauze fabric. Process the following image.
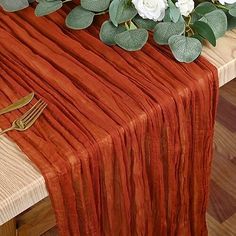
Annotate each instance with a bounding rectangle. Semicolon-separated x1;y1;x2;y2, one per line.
0;5;218;236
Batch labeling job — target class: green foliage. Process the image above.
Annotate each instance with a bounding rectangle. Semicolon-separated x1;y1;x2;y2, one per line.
167;0;181;23
227;13;236;29
199;9;227;39
194;2;217;15
229;8;236;17
163;8;172;22
109;0;137;26
115;29;148;51
191;34;204;43
35;0;62;17
81;0;110;12
168;35;202;63
226;3;236;17
66;6;95;29
0;0;29;12
192;21;216;46
1;0;236;63
100;20;126;45
132;15;157;30
154;19;185;45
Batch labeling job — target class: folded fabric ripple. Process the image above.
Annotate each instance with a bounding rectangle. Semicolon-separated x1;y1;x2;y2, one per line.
0;5;218;236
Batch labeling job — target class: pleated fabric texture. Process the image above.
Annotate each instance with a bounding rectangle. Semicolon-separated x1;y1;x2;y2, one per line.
0;5;219;236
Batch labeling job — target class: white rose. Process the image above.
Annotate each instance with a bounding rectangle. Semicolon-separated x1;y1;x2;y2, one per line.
219;0;236;4
175;0;194;17
132;0;168;22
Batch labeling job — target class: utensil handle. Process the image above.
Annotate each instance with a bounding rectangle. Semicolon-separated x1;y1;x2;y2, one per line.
0;126;14;136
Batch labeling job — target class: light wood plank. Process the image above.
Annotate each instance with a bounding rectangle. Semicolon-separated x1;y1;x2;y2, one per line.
0;135;48;225
202;29;236;87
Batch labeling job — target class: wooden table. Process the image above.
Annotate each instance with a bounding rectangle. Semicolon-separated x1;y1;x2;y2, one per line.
0;29;236;235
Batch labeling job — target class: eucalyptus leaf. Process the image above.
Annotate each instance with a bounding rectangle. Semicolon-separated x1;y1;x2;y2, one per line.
66;6;95;29
168;35;202;63
195;2;217;15
226;2;236;8
191;11;202;24
109;0;137;26
168;0;181;23
192;21;216;46
133;15;157;30
191;34;204;43
100;20;125;45
81;0;110;12
115;29;148;51
0;0;29;12
154;20;185;45
199;9;227;39
163;8;172;22
229;7;236;17
35;0;62;16
227;12;236;30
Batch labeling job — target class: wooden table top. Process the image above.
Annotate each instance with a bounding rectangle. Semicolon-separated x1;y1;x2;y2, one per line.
202;29;236;87
0;30;236;225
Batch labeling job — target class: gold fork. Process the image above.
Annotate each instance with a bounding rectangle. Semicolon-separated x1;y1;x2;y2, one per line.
0;99;47;136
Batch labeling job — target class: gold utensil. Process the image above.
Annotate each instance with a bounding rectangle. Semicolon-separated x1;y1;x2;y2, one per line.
0;99;47;136
0;92;35;116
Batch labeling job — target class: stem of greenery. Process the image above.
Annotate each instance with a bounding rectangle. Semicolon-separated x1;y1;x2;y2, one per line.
216;4;228;10
95;11;109;16
63;0;73;4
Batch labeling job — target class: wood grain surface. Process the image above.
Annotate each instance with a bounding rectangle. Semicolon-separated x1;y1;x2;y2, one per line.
0;219;15;236
17;197;56;236
0;136;48;225
207;79;236;236
202;29;236;87
0;29;235;228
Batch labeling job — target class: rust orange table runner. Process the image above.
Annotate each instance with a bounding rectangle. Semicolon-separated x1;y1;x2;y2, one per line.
0;5;218;236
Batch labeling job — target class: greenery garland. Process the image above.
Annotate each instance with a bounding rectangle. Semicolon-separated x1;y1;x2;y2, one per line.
1;0;236;63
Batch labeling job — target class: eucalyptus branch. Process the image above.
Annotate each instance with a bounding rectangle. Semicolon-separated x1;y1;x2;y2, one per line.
216;4;228;10
1;0;234;63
